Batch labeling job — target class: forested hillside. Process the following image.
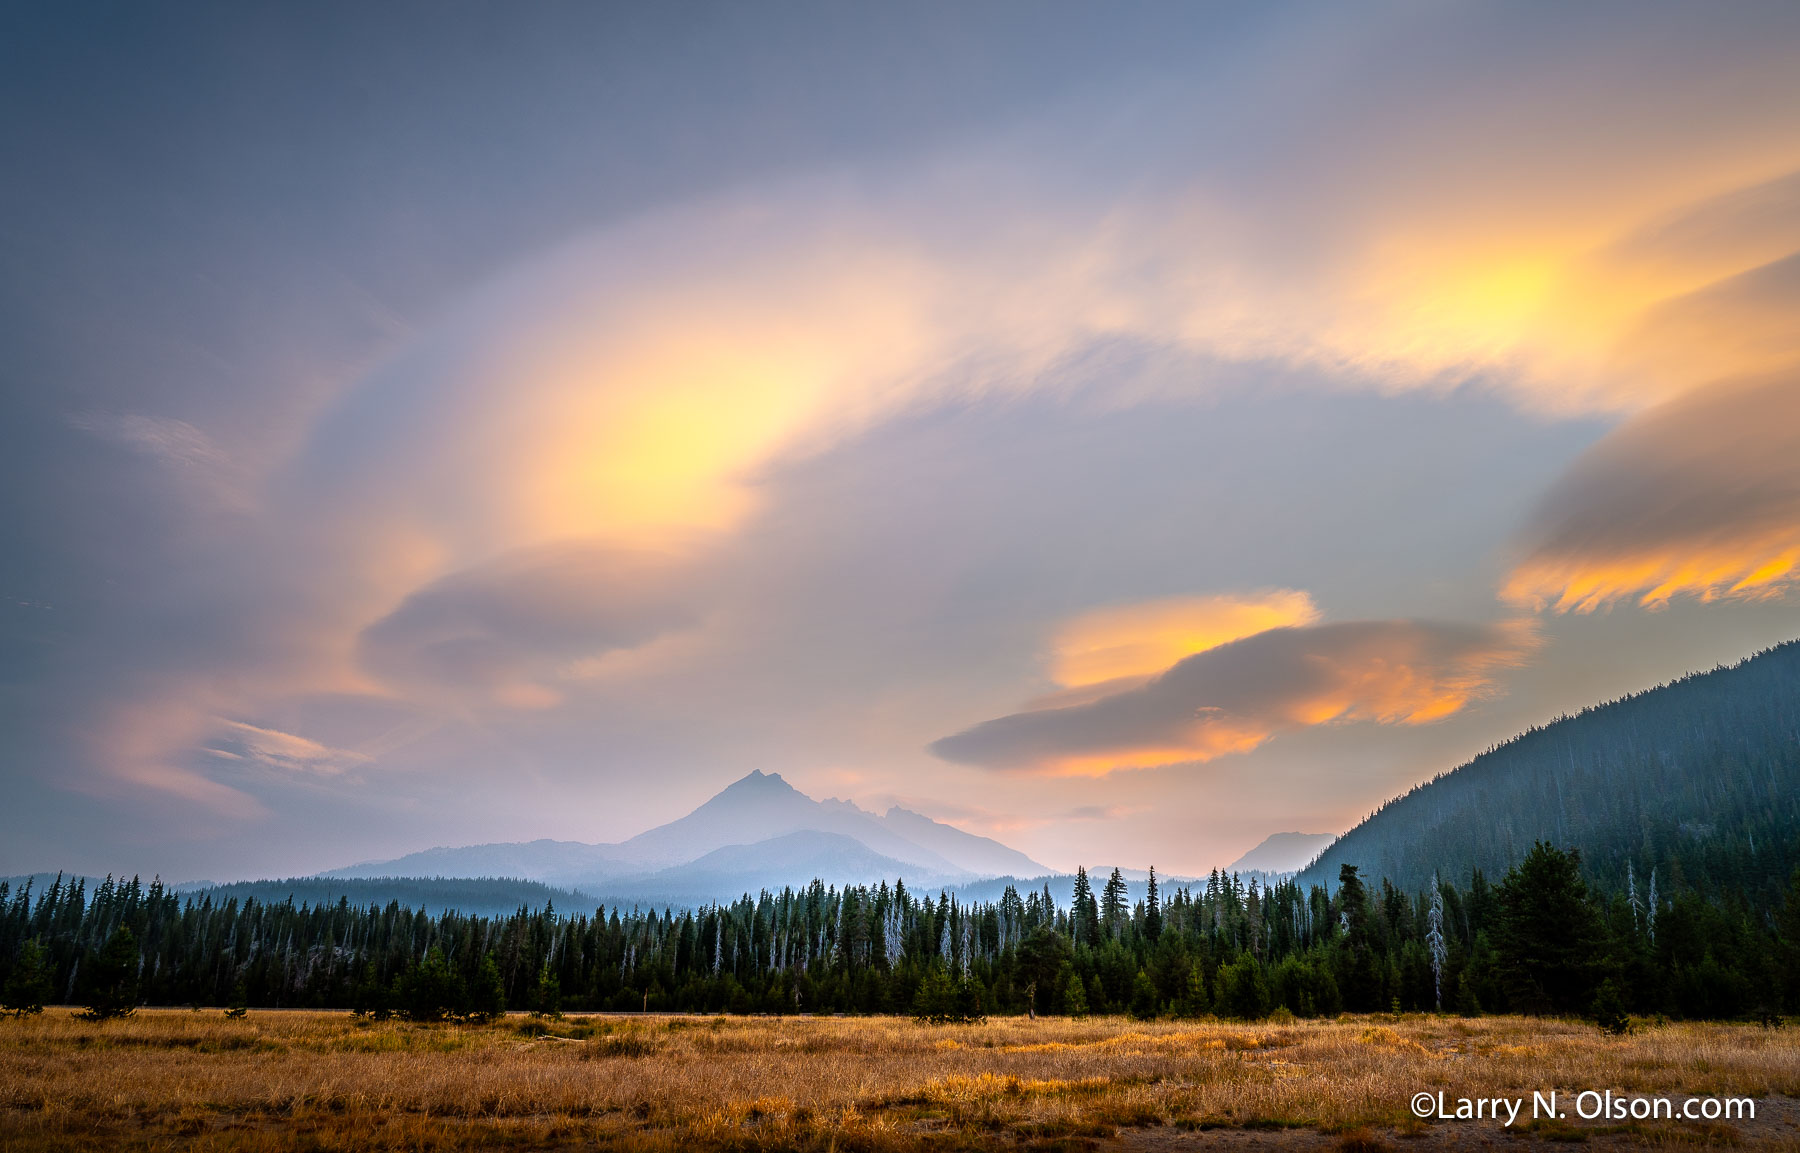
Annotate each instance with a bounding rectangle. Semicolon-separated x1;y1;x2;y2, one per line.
1298;640;1800;903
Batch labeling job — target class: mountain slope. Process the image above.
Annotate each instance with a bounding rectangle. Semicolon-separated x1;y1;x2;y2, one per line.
1227;832;1335;875
325;840;624;884
604;831;950;906
876;806;1046;878
1296;640;1800;901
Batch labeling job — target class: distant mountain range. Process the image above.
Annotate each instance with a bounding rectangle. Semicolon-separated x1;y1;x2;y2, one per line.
1226;832;1335;875
1297;639;1800;902
0;873;600;919
9;767;1324;916
326;770;1050;904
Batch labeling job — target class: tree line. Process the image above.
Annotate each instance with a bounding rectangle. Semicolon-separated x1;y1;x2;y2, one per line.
6;843;1797;1024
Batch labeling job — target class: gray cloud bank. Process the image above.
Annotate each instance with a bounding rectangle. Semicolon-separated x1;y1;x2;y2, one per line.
358;543;697;700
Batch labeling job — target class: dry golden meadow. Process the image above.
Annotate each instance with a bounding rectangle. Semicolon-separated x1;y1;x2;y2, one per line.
4;1009;1799;1151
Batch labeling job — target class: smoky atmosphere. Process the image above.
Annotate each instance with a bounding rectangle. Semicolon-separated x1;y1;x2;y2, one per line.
7;0;1800;890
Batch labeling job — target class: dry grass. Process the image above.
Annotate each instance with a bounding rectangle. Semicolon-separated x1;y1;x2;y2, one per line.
2;1009;1798;1150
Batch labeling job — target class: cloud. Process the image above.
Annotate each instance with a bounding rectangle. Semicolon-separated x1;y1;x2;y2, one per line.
1502;170;1800;613
1049;590;1321;688
203;720;369;777
1505;371;1800;612
356;541;697;708
72;693;270;821
66;410;246;506
930;620;1538;776
17;0;1800;871
1065;805;1142;821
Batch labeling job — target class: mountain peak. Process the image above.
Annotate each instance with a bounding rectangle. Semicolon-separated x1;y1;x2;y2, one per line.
724;770;795;792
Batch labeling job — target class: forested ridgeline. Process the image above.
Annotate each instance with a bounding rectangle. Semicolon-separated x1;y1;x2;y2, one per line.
188;876;601;919
1298;639;1800;900
5;848;1798;1023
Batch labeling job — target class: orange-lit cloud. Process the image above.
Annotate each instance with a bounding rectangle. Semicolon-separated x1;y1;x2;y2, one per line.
77;694;269;821
1506;371;1800;612
1050;590;1321;687
931;620;1538;776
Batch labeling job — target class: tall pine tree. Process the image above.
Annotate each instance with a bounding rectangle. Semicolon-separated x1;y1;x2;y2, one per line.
1494;843;1605;1014
1101;868;1129;938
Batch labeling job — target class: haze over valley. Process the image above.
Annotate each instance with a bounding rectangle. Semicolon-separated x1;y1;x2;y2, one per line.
5;1;1800;912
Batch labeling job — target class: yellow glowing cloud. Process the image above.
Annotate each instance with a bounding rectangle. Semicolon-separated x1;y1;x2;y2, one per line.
509;264;944;545
1297;202;1796;414
1050;590;1321;686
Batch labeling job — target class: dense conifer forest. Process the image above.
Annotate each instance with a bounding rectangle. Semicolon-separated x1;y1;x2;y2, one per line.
1299;639;1800;902
6;846;1797;1023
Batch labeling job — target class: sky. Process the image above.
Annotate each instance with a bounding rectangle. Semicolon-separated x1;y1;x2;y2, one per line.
6;1;1800;882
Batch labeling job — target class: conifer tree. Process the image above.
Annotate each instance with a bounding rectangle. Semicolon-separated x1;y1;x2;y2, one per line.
1061;967;1088;1017
1592;978;1629;1034
1494;842;1604;1014
78;926;140;1020
1101;868;1129;938
1216;952;1269;1019
531;962;562;1018
1454;968;1482;1016
467;954;506;1023
1128;969;1159;1019
1332;865;1381;1011
911;968;956;1023
1071;867;1100;945
398;946;464;1022
3;940;52;1016
1144;867;1162;942
224;979;249;1019
1183;960;1212;1017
